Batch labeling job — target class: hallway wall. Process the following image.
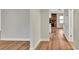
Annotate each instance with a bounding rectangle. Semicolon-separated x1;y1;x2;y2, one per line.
0;9;49;49
0;9;1;31
64;9;74;42
30;9;49;49
0;9;2;40
69;9;74;42
73;9;79;49
40;9;49;41
1;9;30;41
64;9;70;40
30;9;41;49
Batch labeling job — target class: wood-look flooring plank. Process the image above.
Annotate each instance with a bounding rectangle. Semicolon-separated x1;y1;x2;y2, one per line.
36;28;73;50
36;41;49;50
0;41;30;50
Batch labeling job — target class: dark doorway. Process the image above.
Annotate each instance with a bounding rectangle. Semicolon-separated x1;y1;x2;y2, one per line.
49;13;57;28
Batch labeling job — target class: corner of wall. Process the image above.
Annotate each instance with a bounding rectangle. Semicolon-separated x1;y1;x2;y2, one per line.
30;38;49;50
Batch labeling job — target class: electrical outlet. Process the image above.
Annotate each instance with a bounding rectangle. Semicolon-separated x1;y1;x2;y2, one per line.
70;35;72;37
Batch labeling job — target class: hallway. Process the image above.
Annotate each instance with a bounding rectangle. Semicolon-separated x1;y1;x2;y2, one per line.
36;28;74;50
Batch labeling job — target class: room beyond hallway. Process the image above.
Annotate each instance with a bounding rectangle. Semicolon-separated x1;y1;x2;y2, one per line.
36;28;74;50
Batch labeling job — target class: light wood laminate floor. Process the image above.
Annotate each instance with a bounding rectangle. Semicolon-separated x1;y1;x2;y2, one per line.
36;28;73;50
0;41;30;50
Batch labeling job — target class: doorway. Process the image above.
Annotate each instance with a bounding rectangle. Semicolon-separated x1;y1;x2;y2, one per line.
50;13;57;27
49;13;57;33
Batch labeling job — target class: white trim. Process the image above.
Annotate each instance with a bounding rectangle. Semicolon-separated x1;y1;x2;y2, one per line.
30;38;49;50
30;39;41;50
64;34;76;50
68;9;74;42
1;38;30;41
0;10;1;31
65;34;73;42
64;34;69;41
40;38;49;41
68;9;71;42
72;9;74;42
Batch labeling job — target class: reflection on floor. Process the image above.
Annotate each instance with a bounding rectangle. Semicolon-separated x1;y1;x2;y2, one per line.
36;28;74;50
0;41;30;50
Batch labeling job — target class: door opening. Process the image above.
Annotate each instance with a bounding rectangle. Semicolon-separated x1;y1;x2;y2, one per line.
49;13;57;33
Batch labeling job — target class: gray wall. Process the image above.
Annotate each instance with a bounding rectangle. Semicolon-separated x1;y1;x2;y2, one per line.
40;9;49;40
30;9;49;49
63;9;69;40
73;9;79;49
0;9;1;31
1;9;30;41
30;9;40;49
69;9;74;42
64;9;74;42
1;9;49;49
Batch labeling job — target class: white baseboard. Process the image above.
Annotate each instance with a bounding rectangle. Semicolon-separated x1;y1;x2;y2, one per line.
64;34;74;42
64;34;69;41
64;34;76;50
30;38;49;50
30;39;41;50
1;38;30;41
40;38;49;41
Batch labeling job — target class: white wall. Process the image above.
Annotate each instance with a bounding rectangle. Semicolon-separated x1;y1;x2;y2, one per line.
30;9;40;49
1;10;7;40
1;9;49;49
0;9;1;40
1;9;30;41
0;9;1;31
40;9;49;41
73;9;79;49
64;9;74;42
63;9;70;40
30;9;49;49
69;9;74;42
